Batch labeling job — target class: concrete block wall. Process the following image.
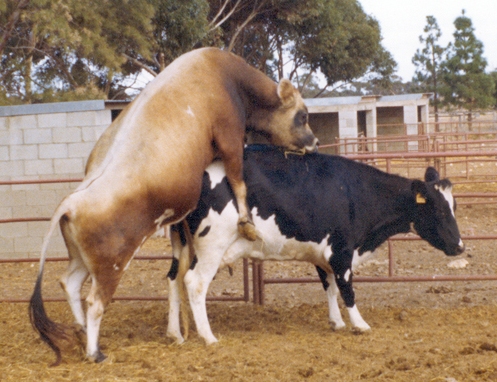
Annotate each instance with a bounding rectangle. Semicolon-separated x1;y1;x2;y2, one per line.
0;100;111;258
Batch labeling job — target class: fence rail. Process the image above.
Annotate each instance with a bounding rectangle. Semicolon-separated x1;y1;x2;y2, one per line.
2;141;497;305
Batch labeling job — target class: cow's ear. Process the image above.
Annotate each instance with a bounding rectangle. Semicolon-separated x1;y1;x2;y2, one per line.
411;180;428;204
277;79;296;107
424;167;440;182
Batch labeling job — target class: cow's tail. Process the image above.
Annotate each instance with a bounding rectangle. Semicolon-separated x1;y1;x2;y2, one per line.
29;200;74;366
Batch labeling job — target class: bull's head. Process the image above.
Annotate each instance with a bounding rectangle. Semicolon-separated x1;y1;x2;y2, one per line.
247;79;318;154
411;167;465;256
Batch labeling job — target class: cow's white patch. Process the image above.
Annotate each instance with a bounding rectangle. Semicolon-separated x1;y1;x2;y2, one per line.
438;186;456;217
347;305;371;331
186;105;195;117
251;209;329;264
344;269;351;282
113;264;119;271
205;161;227;189
323;245;333;262
352;250;373;270
207;205;331;270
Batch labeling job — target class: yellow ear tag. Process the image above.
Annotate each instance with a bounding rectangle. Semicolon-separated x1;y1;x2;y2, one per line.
416;193;426;204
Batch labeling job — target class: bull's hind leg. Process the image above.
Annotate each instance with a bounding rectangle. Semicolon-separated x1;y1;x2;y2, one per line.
85;262;125;362
60;257;89;329
85;279;107;363
59;217;89;330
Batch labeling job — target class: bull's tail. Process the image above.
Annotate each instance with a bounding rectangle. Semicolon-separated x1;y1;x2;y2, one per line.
29;200;73;366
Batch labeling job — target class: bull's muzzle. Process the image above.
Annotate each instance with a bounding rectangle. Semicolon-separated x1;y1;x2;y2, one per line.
305;137;319;153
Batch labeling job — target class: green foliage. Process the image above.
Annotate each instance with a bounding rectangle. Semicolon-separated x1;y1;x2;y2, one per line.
0;0;396;104
299;0;383;86
215;0;396;95
149;0;211;71
439;11;495;113
0;0;154;103
412;16;445;123
491;71;497;108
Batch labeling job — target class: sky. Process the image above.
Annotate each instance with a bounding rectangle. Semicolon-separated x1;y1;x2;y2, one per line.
359;0;497;82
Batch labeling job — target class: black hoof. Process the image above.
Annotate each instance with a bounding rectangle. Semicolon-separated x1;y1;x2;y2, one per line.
89;349;107;363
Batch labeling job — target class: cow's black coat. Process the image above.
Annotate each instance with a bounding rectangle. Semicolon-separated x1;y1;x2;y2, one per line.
175;144;463;308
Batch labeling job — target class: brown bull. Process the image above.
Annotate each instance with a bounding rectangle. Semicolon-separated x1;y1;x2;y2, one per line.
29;47;318;365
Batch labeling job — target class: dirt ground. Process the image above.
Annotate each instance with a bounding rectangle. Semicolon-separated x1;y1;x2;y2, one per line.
2;184;497;380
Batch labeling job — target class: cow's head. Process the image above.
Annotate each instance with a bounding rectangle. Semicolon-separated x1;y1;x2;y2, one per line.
411;167;465;256
247;79;318;153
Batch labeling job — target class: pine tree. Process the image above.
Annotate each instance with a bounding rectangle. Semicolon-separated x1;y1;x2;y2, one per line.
491;70;497;109
412;16;445;130
440;10;495;125
0;0;154;103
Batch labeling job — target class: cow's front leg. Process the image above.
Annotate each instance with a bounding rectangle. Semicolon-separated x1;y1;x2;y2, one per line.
329;250;370;332
316;266;345;330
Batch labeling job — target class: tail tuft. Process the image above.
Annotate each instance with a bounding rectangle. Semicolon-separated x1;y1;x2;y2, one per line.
29;274;74;366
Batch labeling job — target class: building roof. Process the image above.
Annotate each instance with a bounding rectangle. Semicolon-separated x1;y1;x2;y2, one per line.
305;93;432;111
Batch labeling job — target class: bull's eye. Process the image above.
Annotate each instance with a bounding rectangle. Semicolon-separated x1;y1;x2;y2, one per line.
294;110;308;126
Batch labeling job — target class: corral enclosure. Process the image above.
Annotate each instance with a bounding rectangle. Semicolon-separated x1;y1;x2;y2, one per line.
3;203;497;381
2;160;497;380
2;101;497;380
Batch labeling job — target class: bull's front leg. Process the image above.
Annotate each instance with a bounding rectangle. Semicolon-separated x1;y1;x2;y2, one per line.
231;180;257;241
217;142;257;241
329;250;370;332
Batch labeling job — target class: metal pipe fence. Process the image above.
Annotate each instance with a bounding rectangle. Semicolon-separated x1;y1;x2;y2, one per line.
2;147;497;305
0;175;250;304
250;149;497;304
252;234;497;305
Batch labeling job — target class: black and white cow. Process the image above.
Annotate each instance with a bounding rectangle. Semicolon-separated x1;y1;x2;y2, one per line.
166;145;465;344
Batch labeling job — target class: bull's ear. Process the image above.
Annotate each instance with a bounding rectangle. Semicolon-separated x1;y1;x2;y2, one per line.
411;180;428;204
277;79;296;107
424;167;440;182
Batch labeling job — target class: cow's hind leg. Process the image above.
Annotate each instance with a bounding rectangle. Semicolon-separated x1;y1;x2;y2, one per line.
329;250;370;332
166;226;185;344
184;252;223;345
